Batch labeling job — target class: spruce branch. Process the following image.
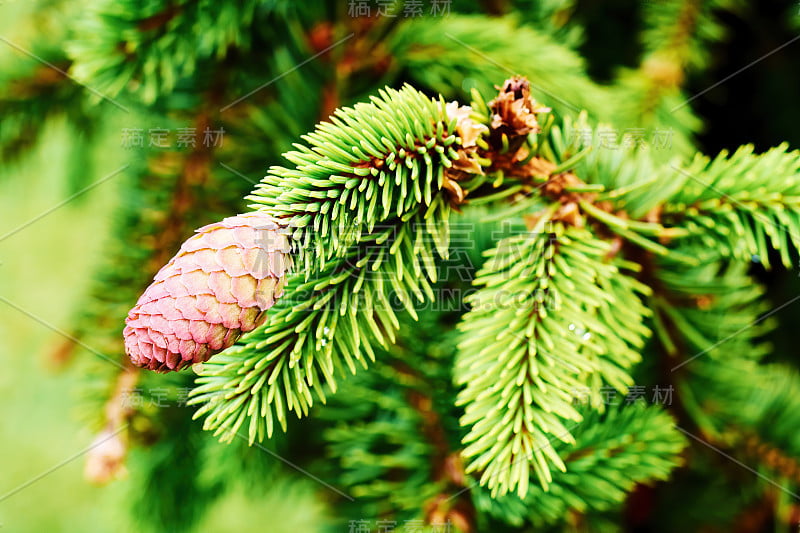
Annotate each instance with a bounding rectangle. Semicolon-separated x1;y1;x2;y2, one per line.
111;70;800;522
651;260;772;368
640;0;741;73
663;144;800;268
67;0;276;103
608;0;743;157
455;222;651;498
247;84;475;273
473;403;687;528
388;15;607;120
186;77;701;505
320;351;470;528
189;207;449;443
721;374;800;486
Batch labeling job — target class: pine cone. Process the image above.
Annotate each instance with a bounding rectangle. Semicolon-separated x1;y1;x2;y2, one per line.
124;212;292;372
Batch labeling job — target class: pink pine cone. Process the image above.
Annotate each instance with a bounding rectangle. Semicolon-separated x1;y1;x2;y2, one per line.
124;212;292;372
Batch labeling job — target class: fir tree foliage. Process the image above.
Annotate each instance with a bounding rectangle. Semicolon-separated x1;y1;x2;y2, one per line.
389;15;606;120
603;0;744;159
247;85;462;271
187;67;800;509
68;0;282;104
191;77;692;502
455;223;651;497
475;403;688;528
10;0;800;529
190;208;449;443
664;144;800;268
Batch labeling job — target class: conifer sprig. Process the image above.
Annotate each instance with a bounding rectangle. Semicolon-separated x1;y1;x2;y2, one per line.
455;221;651;497
186;75;800;505
189;207;449;443
248;85;469;273
68;0;274;103
664;144;800;268
475;403;687;527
